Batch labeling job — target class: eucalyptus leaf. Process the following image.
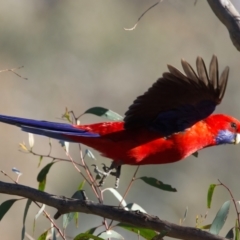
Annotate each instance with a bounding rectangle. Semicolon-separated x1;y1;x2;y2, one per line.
140;177;177;192
63;190;86;229
209;201;230;235
37;230;48;240
117;223;157;239
0;199;19;221
21;199;32;240
98;230;124;240
74;233;103;240
102;188;126;207
84;107;123;121
37;163;55;191
85;227;98;235
37;163;55;182
125;203;147;213
225;228;234;239
207;184;216;208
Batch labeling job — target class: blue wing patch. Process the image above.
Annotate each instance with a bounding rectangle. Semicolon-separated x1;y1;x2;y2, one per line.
148;100;216;136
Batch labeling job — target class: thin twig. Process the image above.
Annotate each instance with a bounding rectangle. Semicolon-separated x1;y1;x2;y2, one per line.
218;179;240;229
108;166;140;229
119;166;140;206
78;144;101;201
67;111;101;201
29;149;84;167
124;1;161;31
0;66;28;80
65;151;93;187
1;170;17;183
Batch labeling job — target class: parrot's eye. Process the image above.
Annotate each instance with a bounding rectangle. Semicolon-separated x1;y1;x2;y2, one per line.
231;122;237;130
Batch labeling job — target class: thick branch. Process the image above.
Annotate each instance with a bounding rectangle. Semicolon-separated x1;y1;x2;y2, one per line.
207;0;240;51
0;181;228;240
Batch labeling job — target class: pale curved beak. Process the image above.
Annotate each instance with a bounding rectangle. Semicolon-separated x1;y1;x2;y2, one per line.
235;133;240;144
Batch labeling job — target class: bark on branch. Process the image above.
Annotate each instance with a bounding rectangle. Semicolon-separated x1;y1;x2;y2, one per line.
0;181;228;240
207;0;240;51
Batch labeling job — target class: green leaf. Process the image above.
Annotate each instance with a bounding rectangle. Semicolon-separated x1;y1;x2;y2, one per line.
235;220;239;240
12;167;22;176
19;142;29;152
85;227;97;235
59;140;65;147
51;226;57;240
125;203;147;213
209;201;230;235
33;204;46;234
74;180;85;227
35;204;45;220
63;190;86;229
117;223;157;239
72;190;86;200
37;230;48;240
182;206;188;223
85;149;96;160
139;177;177;192
38;177;46;191
83;107;123;121
21;199;32;240
98;230;124;239
74;233;104;240
38;156;43;167
225;228;234;239
63;213;75;230
37;163;55;182
62;108;72;123
37;163;55;191
236;229;240;240
28;133;34;148
207;184;216;208
74;212;79;227
102;188;126;207
78;180;85;190
0;199;19;221
199;224;211;229
156;230;168;239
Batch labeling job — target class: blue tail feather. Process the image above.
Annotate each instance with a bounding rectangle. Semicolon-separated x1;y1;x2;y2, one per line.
0;114;99;141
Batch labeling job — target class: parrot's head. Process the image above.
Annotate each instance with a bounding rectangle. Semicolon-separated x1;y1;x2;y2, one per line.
205;114;240;145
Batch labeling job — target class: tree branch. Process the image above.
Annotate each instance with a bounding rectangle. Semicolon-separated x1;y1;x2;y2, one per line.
0;181;228;240
207;0;240;51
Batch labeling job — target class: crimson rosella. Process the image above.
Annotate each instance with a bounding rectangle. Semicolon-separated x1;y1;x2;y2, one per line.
0;55;239;187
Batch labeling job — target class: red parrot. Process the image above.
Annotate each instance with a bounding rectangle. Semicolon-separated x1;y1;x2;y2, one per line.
0;56;239;187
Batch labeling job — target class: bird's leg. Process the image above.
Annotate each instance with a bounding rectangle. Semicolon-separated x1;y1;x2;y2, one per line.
98;162;116;187
98;161;121;188
114;165;121;188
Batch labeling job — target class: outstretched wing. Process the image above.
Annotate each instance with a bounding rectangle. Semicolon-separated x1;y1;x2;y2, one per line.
124;55;229;136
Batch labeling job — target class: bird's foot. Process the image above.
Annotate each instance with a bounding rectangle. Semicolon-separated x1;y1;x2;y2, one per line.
91;164;109;177
92;163;121;188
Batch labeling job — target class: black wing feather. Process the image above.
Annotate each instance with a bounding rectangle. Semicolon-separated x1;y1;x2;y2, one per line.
124;55;229;136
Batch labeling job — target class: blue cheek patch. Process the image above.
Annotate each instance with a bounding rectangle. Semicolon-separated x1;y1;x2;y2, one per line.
215;130;235;145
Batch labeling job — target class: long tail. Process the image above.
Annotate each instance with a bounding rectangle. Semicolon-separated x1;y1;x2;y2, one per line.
0;114;99;141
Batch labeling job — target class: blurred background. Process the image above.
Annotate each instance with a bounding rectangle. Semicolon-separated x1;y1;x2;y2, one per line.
0;0;239;239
